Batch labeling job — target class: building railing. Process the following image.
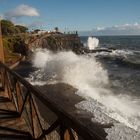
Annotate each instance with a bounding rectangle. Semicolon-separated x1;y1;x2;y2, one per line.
0;61;104;140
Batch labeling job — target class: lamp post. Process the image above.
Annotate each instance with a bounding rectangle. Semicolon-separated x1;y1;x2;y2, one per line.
0;19;5;63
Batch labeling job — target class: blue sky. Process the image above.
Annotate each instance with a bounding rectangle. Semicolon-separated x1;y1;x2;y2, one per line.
1;0;140;35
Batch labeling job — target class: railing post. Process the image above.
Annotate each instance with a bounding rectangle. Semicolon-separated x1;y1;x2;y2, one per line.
0;19;5;63
4;70;12;99
15;81;24;112
0;66;11;99
29;94;43;138
60;125;76;140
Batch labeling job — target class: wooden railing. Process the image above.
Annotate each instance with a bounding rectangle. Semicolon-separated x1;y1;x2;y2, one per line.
0;62;104;140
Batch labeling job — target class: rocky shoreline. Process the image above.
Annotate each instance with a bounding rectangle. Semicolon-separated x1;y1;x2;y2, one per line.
27;32;114;55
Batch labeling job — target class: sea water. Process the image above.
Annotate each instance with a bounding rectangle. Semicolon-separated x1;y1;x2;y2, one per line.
28;36;140;140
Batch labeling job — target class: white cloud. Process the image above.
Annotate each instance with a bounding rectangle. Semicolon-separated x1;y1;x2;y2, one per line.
92;22;140;35
96;27;105;31
4;4;39;19
134;22;138;26
79;22;140;36
103;23;140;31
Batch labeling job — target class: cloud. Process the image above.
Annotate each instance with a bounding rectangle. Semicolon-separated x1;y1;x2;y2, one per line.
4;4;39;19
79;22;140;36
96;27;105;31
103;23;140;31
28;21;47;29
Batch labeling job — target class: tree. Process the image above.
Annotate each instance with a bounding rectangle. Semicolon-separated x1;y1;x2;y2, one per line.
1;20;15;35
15;25;28;33
1;20;28;35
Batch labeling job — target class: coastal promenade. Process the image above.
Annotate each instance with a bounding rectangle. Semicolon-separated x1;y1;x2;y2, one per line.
0;61;108;140
0;28;138;139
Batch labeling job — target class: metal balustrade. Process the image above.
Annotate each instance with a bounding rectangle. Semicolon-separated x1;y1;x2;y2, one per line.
0;62;104;140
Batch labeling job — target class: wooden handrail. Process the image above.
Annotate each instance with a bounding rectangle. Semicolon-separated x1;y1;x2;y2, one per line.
0;62;105;140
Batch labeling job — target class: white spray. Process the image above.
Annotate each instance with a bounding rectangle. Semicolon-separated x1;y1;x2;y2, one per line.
87;36;99;50
30;48;140;132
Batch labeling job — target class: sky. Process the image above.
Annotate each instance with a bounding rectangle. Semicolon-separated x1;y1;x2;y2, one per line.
0;0;140;35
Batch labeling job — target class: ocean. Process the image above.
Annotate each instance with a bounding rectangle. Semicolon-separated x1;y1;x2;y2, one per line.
25;35;140;139
81;36;140;97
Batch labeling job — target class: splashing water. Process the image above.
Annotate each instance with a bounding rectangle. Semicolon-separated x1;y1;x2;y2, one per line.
30;48;140;134
87;36;99;50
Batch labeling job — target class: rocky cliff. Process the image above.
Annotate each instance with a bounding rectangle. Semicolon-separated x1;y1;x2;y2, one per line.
28;33;83;53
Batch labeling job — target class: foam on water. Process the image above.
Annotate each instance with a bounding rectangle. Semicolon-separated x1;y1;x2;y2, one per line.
105;123;140;140
93;49;133;57
29;48;140;139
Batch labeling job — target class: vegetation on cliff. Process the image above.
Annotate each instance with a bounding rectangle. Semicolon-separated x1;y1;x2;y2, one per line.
1;20;29;64
1;19;84;64
1;20;28;36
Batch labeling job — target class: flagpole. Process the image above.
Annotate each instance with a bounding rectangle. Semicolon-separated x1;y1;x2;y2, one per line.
0;18;5;63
